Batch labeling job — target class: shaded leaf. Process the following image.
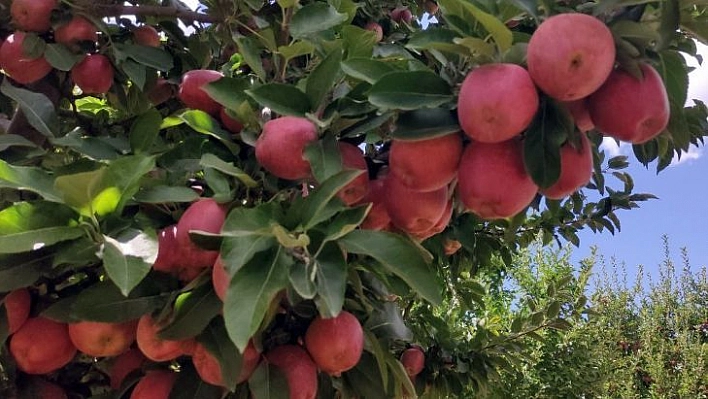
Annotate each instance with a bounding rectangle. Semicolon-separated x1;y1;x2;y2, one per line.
246;84;312;117
392;108;460;141
368;71;452;110
290;3;348;38
1;79;58;137
159;283;222;340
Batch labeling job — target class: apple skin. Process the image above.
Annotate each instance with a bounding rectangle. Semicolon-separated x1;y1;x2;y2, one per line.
0;32;53;84
191;339;260;386
175;198;227;269
265;345;318;399
365;22;383;42
220;107;244;133
527;13;616;101
147;78;174;105
359;177;392;231
587;63;670;144
389;133;463;192
4;288;31;334
110;348;147;389
336;142;370;206
212;256;229;302
9;317;77;374
130;370;177;399
136;314;194;362
72;54;114;94
133;25;160;47
412;199;453;241
255;116;318;180
564;99;594;132
10;0;56;32
384;176;448;235
391;7;414;24
25;378;67;399
457;139;538;220
153;224;210;281
400;346;425;377
443;238;462;256
54;16;98;47
541;132;593;200
178;69;224;115
305;311;364;376
68;320;138;357
457;63;539;143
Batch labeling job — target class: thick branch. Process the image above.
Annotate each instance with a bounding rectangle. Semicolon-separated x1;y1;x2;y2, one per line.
94;5;219;24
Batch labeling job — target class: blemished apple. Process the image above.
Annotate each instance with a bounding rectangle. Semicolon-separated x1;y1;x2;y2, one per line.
305;311;364;376
4;288;31;334
365;22;384;42
255;116;318;180
10;0;56;32
457;139;538;220
265;345;318;399
400;346;425;377
71;54;114;94
457;63;539;143
391;7;413;24
130;370;177;399
587;63;670;144
384;176;448;234
564;99;595;132
136;314;194;362
109;348;146;389
132;25;160;47
220;107;244;133
178;69;224;115
389;133;463;192
359;177;392;231
54;16;98;48
527;13;616;101
541;132;594;200
336;142;370;206
9;317;77;374
68;320;138;357
0;32;53;84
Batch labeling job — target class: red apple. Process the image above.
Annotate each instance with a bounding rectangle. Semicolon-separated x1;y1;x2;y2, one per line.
0;32;53;84
305;311;364;376
265;345;318;399
147;78;174;105
457;63;539;143
391;7;414;24
541;132;593;200
443;238;462;256
423;0;439;14
359;177;392;231
457;139;538;220
336;142;369;206
365;22;383;42
110;348;146;389
3;288;31;334
24;378;67;399
136;314;194;362
71;54;114;94
10;0;56;32
527;13;616;101
220;107;244;133
400;346;425;377
178;69;223;115
133;25;160;47
587;63;670;144
212;256;229;301
192;339;260;386
68;320;138;357
412;199;453;241
255;116;318;180
564;99;594;132
9;317;77;374
384;176;448;235
54;16;98;48
130;370;177;399
153;224;210;281
389;133;462;192
175;198;227;269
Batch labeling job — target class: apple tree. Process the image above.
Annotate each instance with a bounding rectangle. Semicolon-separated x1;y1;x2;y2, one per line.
0;0;706;396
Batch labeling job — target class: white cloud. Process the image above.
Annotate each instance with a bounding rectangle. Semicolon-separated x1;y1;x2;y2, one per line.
685;42;708;106
600;137;630;158
670;145;703;166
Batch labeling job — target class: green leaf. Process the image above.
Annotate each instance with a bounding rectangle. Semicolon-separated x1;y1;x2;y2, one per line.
249;363;290;399
290;3;348;39
406;28;470;54
303;135;343;183
246;84;312;117
134;186;200;203
385;352;416;397
121;59;147;90
0;226;84;254
170;364;224;399
277;41;315;63
317;204;369;242
224;247;292;351
523;99;572;188
0;161;60;201
289;261;317;299
197;318;245;392
657;0;680;50
339;230;442;305
438;0;513;52
0;201;78;235
341;58;397;84
0;134;38;151
200;153;258;188
113;43;174;71
313;242;347;317
235;37;267;81
341;25;377;59
1;79;58;137
306;47;343;109
178;110;239;153
203;77;252;110
70;281;169;322
300;170;363;230
43;43;81;71
102;231;156;296
130;108;163;153
368;71;453;110
221;204;281;274
392;108;460;141
159;283;222;340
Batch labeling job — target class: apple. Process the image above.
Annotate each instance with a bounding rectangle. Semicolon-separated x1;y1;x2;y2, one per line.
130;370;177;399
191;339;260;386
457;139;538;220
212;256;229;302
359;177;392;231
10;0;56;32
133;25;160;47
400;346;425;377
586;63;670;144
365;22;383;42
24;378;67;399
457;63;539;143
541;132;593;200
384;176;448;234
71;54;114;94
175;198;227;269
54;16;98;48
178;69;224;116
527;13;616;101
0;32;53;84
412;199;453;241
265;345;318;399
153;224;209;281
423;0;439;14
220;107;244;133
443;238;462;256
391;7;414;24
389;133;463;192
9;317;77;374
3;288;31;334
109;348;146;389
147;78;174;105
564;99;594;132
255;116;318;180
336;142;370;206
68;320;138;357
305;311;364;376
136;314;193;362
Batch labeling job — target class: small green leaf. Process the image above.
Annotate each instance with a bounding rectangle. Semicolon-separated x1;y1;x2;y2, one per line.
134;186;200;203
1;79;58;137
159;284;222;340
306;47;343;109
313;242;347;317
203;77;252;110
300;170;363;230
102;231;156;296
290;3;348;39
368;71;453;110
113;43;174;71
392;108;460;141
523;99;572;188
130;108;163;153
43;44;81;71
341;58;397;84
246;84;312;117
200;153;257;188
303;135;343;183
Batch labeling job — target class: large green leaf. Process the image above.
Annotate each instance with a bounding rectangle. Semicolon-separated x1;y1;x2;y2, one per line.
306;47;343;109
102;231;156;296
0;226;84;254
300;170;363;230
43;43;81;71
368;71;453;110
313;242;348;317
338;230;442;305
0;135;37;151
0;201;82;254
221;203;282;274
341;25;377;59
235;37;267;81
392;108;461;141
249;363;290;399
523;100;572;188
303;135;343;183
113;43;174;71
290;3;348;38
0;251;51;292
203;77;252;110
1;79;58;137
340;58;397;84
129;108;163;153
159;283;222;340
134;186;200;203
198;318;245;392
70;281;170;323
246;84;312;117
406;28;470;54
438;0;513;52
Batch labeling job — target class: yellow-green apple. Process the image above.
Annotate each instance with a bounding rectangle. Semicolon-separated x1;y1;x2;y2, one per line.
255;116;318;180
384;177;448;234
4;288;31;334
527;13;615;101
305;311;363;376
220;108;244;133
178;69;223;115
109;348;146;389
132;25;160;47
365;22;383;42
400;346;425;377
136;314;194;362
54;16;98;48
264;345;318;399
336;142;370;206
541;132;593;200
68;320;138;357
0;32;53;84
457;63;539;143
9;317;77;374
389;132;462;192
71;54;114;94
564;99;594;132
359;177;392;231
10;0;56;32
457;139;538;220
130;370;177;399
586;63;670;144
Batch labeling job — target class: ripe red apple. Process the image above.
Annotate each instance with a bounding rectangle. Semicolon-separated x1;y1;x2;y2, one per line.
457;139;538;220
10;0;56;32
541;132;593;200
9;317;77;374
220;107;244;133
443;238;462;256
587;63;670;144
389;133;462;192
527;13;616;101
564;99;594;132
110;348;146;389
72;54;114;94
178;69;224;115
4;288;31;334
359;177;392;231
130;370;177;399
153;224;209;281
54;16;98;47
400;346;425;377
212;256;229;302
384;177;448;234
305;311;364;376
68;320;138;357
191;339;260;386
0;32;53;84
336;142;370;206
132;25;160;47
24;378;67;399
265;345;318;399
457;63;539;143
365;22;383;42
391;7;414;24
136;314;193;362
175;198;227;269
255;116;318;180
412;199;453;241
147;78;174;105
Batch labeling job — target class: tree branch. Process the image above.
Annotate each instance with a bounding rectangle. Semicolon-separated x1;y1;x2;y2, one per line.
93;5;220;24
